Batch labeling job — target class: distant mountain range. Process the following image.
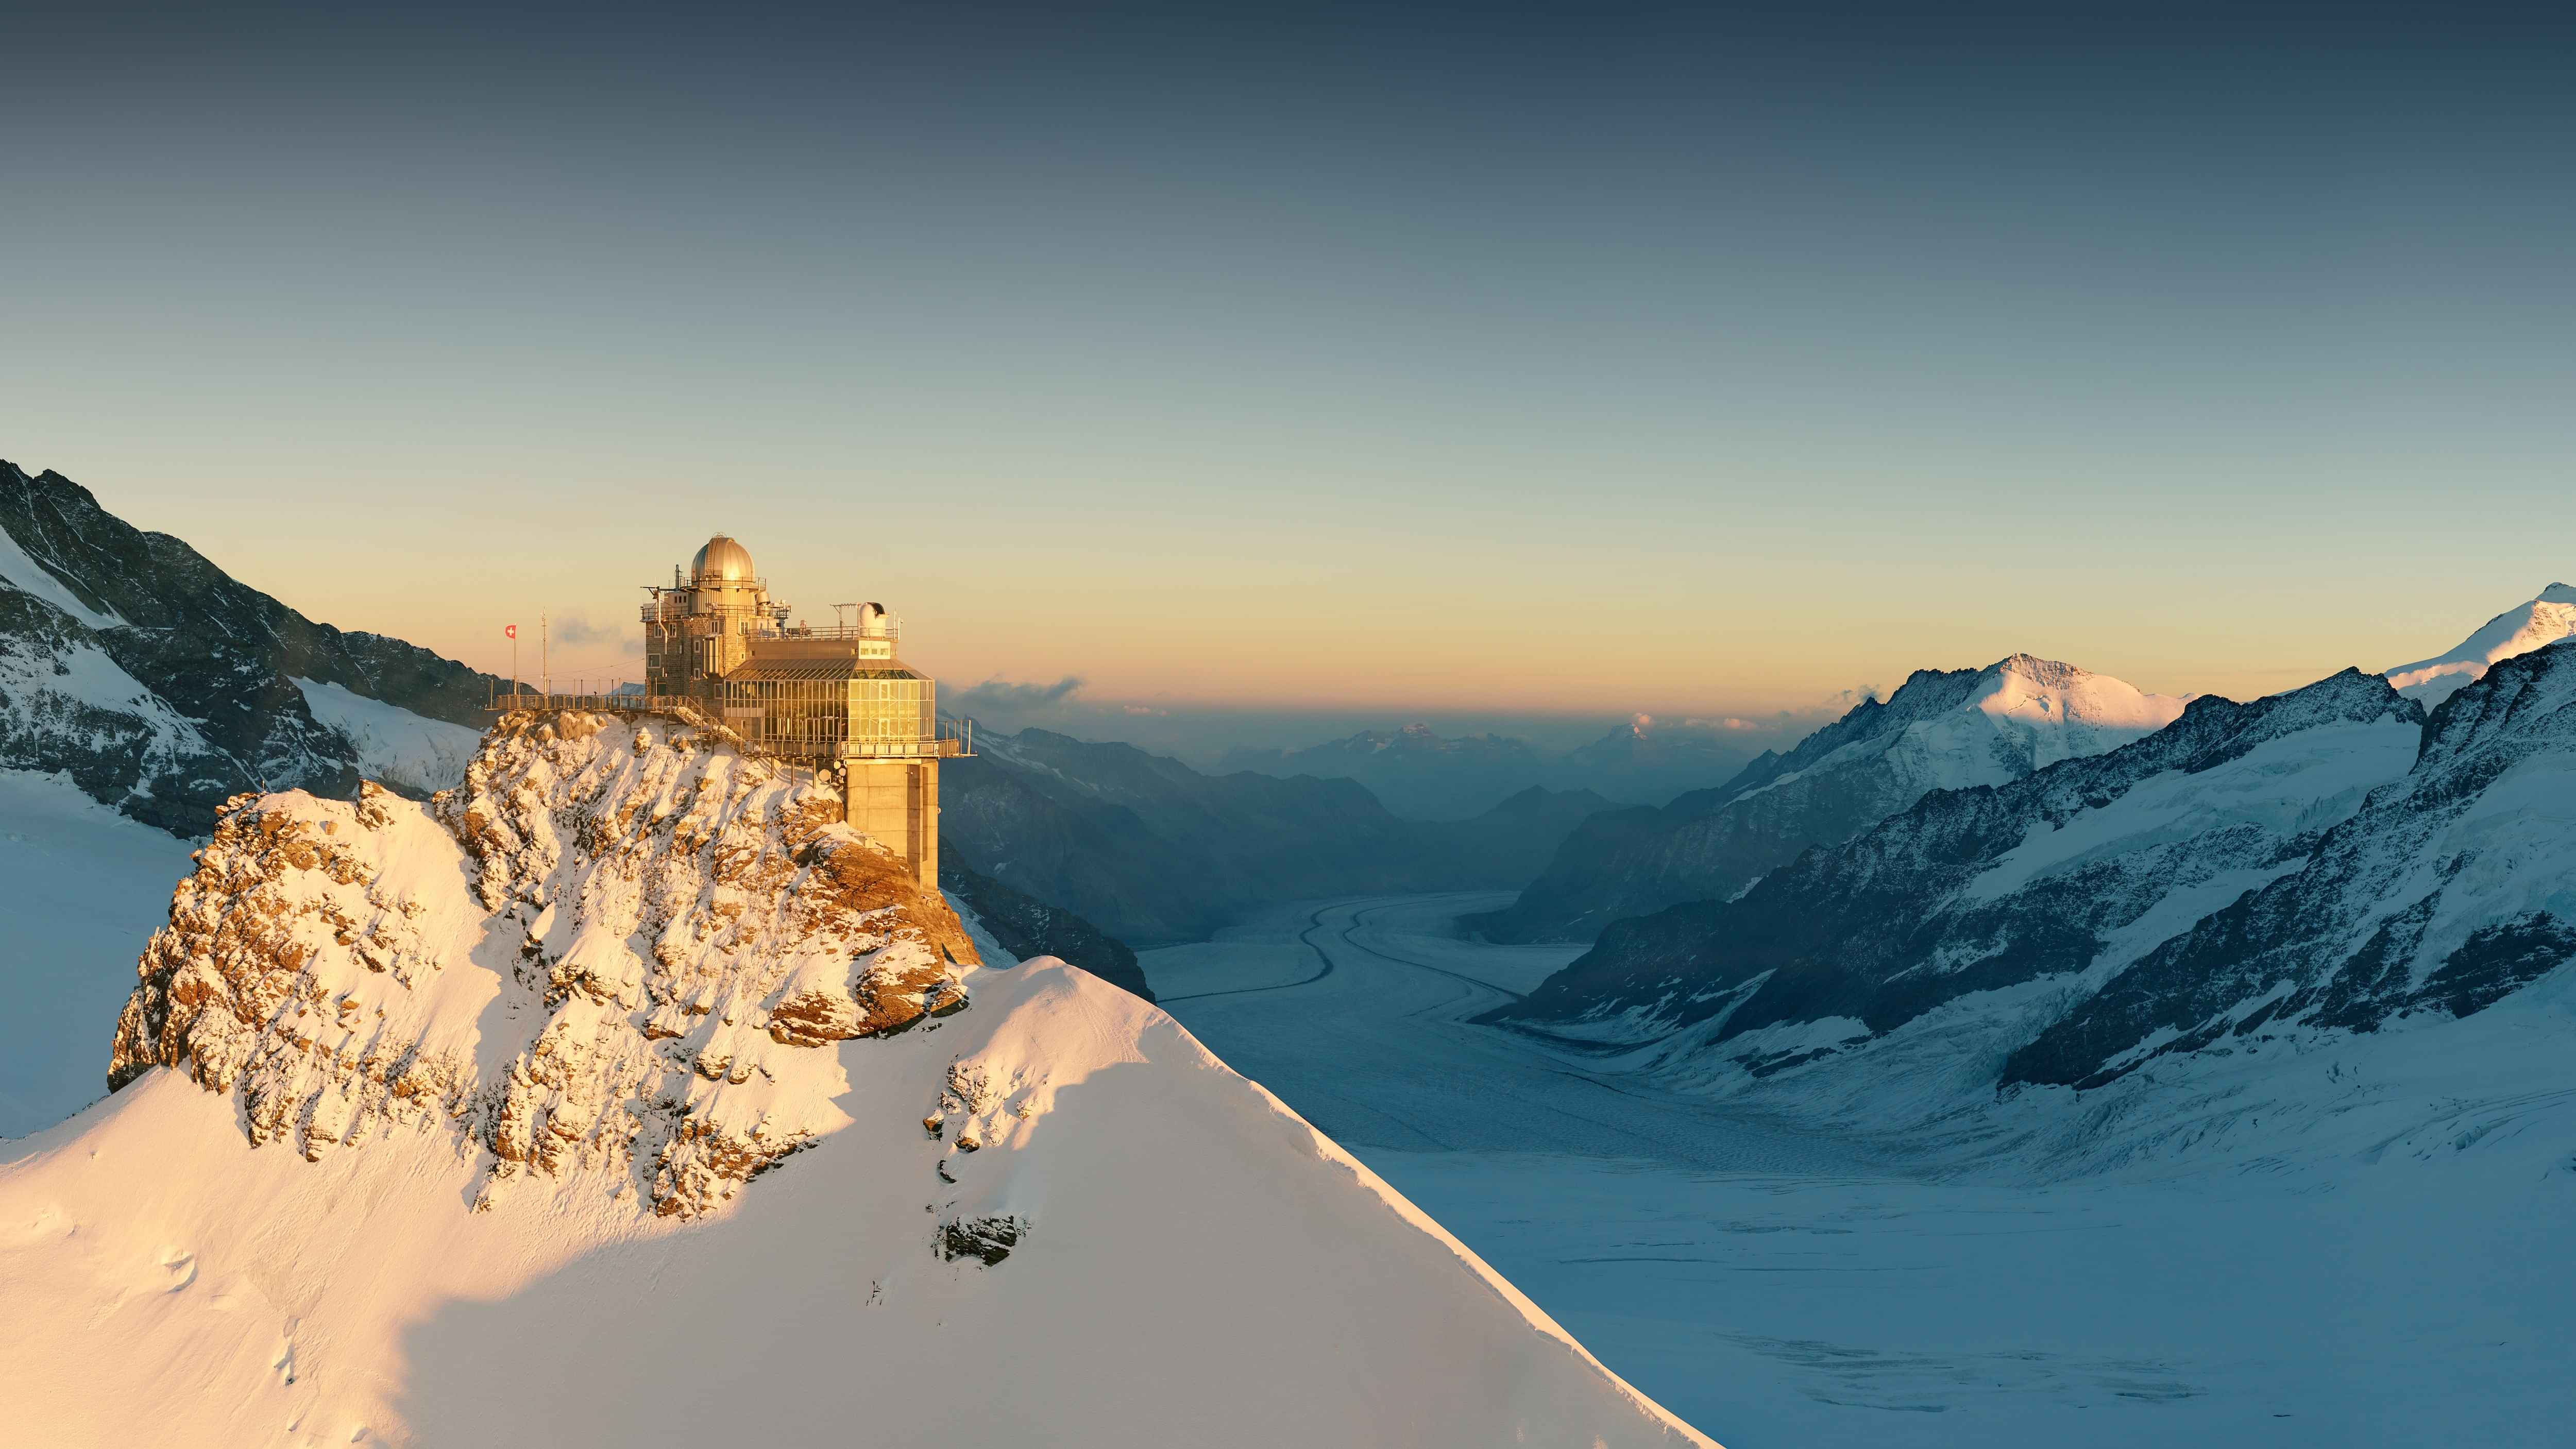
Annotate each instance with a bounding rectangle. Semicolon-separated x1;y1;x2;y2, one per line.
1483;587;2576;1167
1470;654;2191;943
950;725;1621;946
1219;715;1754;819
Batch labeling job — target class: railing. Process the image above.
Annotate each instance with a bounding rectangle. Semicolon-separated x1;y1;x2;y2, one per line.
485;689;975;759
633;609;896;646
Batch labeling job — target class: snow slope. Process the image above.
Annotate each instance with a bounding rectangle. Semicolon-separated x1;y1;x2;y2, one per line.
293;677;482;794
0;711;1711;1448
2383;583;2576;704
0;770;195;1136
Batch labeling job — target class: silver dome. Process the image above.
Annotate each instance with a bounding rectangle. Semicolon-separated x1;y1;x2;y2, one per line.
691;534;754;584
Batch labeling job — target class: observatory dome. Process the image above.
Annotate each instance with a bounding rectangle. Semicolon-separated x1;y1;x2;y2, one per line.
691;535;754;583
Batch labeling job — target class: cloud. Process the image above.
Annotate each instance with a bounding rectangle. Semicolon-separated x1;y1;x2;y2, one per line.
951;676;1086;713
1121;704;1168;717
547;616;628;646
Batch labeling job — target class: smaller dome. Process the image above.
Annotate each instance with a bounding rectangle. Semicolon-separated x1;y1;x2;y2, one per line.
691;535;754;584
856;601;889;636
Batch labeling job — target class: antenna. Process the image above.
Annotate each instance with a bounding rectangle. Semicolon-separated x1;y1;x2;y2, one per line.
834;602;858;630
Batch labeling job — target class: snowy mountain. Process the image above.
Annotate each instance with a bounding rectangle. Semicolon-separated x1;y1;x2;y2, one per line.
1490;645;2576;1174
948;725;1620;945
2007;639;2576;1089
0;461;495;831
2382;582;2576;705
1;711;1710;1448
1473;654;2191;942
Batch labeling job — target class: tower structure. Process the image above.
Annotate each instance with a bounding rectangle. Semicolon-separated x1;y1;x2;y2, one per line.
640;535;963;890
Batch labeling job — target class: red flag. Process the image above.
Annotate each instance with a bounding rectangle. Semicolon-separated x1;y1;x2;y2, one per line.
505;624;518;639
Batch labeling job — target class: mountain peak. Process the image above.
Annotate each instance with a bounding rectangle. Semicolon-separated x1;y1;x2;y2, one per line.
2385;585;2576;706
1990;653;2088;688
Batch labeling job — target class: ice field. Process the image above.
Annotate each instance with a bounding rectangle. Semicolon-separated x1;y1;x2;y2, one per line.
1145;894;2575;1448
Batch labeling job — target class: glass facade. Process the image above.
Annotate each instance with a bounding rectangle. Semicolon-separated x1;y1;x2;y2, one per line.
719;665;937;759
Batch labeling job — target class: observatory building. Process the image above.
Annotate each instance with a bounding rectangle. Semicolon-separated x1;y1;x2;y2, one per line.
640;534;963;889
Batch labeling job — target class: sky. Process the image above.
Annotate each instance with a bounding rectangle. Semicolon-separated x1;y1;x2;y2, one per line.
6;2;2573;760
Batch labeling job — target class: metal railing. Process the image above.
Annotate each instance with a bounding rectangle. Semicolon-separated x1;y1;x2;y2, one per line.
485;688;975;760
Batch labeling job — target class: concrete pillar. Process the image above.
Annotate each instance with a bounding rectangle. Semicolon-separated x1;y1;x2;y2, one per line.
843;757;939;892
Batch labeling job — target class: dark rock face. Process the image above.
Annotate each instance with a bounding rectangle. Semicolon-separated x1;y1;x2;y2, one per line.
0;462;499;833
1494;668;2447;1091
944;727;1619;946
1470;666;2011;943
945;856;1156;1003
2003;646;2576;1089
937;1213;1027;1265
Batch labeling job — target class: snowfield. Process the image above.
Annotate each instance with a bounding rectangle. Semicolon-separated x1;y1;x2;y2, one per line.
0;714;1711;1449
293;677;482;795
4;964;1709;1448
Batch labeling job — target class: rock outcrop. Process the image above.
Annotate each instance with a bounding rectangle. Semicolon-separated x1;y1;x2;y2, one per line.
109;709;978;1217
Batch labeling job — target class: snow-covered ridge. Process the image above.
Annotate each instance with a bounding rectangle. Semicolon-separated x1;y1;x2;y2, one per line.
1736;653;2191;805
7;710;1712;1447
2384;582;2576;705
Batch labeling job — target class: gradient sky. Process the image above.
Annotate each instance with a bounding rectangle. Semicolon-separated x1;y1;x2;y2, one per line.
7;2;2573;757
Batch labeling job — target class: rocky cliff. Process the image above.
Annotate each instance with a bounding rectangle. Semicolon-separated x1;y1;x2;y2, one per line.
109;708;977;1217
0;461;498;831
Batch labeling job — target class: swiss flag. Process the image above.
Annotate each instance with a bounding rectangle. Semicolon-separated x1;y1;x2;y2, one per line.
505;624;518;640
